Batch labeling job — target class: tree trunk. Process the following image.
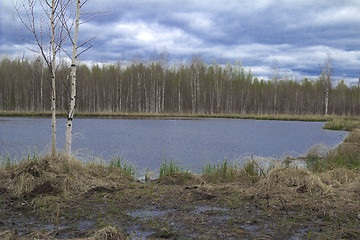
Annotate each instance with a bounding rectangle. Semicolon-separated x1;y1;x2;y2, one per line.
65;0;80;158
51;0;57;159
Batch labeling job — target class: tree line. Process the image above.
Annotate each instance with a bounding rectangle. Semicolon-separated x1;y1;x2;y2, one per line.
1;55;359;115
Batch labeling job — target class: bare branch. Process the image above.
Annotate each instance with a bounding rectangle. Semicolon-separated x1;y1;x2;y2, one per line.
80;0;88;8
80;10;113;24
76;44;92;58
77;35;96;49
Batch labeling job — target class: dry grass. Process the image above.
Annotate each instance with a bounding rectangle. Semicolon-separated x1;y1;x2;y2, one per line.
0;154;134;199
1;155;360;239
0;226;126;240
257;167;330;196
306;129;360;172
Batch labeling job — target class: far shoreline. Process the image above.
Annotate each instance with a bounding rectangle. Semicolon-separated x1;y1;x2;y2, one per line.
2;110;358;131
0;110;333;121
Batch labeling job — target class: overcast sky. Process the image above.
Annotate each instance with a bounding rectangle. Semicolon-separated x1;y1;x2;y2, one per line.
1;0;359;84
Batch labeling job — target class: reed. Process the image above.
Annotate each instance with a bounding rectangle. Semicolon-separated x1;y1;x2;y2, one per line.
202;159;238;183
159;159;186;178
109;156;136;177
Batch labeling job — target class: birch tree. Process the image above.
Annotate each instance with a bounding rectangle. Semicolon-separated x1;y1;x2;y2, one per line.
64;0;80;158
13;0;71;159
63;0;106;157
323;52;332;115
271;59;280;115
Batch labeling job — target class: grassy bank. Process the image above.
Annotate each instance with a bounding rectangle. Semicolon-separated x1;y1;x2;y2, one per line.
0;110;332;122
0;134;359;239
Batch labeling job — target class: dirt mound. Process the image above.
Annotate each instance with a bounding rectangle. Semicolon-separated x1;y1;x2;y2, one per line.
233;172;261;186
256;167;329;196
202;170;261;186
0;156;132;199
155;172;204;186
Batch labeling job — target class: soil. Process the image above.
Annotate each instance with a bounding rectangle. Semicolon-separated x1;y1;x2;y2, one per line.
0;158;359;240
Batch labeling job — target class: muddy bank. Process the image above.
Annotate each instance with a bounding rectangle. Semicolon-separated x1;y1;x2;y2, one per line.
0;155;359;240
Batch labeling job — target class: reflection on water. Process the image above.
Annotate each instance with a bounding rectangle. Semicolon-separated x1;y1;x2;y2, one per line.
0;117;347;172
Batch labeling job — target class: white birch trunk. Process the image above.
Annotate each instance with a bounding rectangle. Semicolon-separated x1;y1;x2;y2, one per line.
51;0;57;159
65;0;80;158
325;87;329;115
40;66;43;111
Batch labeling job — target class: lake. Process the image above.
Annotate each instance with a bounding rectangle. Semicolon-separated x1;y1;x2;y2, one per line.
0;117;347;174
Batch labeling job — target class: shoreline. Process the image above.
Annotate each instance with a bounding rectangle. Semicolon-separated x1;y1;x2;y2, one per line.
2;110;359;132
0;110;332;121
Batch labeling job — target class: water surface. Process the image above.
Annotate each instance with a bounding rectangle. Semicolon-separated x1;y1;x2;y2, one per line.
0;117;347;173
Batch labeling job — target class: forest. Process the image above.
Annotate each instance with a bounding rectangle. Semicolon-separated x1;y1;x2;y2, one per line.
0;55;359;115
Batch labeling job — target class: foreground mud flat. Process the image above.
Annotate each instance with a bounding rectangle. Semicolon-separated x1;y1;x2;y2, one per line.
0;155;359;240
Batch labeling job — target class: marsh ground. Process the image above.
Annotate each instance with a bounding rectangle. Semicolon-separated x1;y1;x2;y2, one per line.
0;155;359;240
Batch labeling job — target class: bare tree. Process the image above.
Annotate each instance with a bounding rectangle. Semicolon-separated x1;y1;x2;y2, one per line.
271;59;280;114
64;0;80;159
64;0;108;158
13;0;71;159
323;52;332;115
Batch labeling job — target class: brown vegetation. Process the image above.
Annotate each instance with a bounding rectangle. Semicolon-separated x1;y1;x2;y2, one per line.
0;147;359;239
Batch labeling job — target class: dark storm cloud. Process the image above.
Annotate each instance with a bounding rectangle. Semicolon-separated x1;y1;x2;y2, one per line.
1;0;359;83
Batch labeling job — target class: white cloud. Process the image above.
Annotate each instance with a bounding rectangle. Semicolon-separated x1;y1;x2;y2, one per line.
2;0;360;81
314;7;360;26
174;12;213;30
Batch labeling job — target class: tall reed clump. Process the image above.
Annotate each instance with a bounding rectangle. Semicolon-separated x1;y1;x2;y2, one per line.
0;156;12;169
202;158;238;183
241;160;260;176
109;156;136;177
159;159;186;178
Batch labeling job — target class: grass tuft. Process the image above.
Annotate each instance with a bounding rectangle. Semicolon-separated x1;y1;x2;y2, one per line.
202;158;238;183
109;156;136;177
241;160;260;176
159;159;186;178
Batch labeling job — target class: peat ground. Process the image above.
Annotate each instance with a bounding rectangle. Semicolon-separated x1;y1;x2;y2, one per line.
0;154;359;239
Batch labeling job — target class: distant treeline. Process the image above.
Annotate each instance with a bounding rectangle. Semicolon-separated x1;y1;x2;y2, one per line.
0;56;359;115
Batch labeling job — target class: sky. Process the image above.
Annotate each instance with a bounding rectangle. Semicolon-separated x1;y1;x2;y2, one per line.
1;0;360;84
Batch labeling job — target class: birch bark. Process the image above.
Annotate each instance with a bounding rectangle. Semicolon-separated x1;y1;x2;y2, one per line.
50;0;57;159
65;0;81;158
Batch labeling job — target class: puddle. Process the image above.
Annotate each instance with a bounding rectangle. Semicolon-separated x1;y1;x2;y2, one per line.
289;227;312;240
125;208;176;239
127;208;175;220
127;226;154;240
191;205;228;215
242;224;260;231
